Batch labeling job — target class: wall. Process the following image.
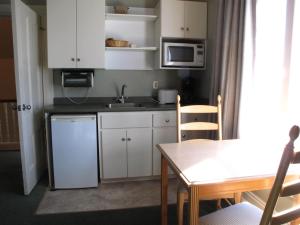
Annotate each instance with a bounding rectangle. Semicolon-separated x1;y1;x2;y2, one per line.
30;5;54;106
3;1;210;101
0;16;16;101
0;15;19;150
0;4;54;106
53;69;181;98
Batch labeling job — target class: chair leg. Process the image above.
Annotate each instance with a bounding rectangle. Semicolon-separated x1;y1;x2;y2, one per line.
177;191;185;225
234;192;242;203
216;199;222;209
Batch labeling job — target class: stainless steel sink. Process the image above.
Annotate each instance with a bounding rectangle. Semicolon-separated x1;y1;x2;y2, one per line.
107;102;145;109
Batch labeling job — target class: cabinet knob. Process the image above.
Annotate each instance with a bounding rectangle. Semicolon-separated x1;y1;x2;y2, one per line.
77;58;80;62
194;118;198;121
121;138;126;141
71;58;75;61
182;134;186;138
165;119;170;123
181;27;184;31
186;27;190;31
127;138;131;141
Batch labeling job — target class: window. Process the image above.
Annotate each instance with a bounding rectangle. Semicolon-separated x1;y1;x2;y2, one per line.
239;0;300;140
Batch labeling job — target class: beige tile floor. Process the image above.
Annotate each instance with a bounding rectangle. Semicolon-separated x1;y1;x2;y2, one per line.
37;179;177;214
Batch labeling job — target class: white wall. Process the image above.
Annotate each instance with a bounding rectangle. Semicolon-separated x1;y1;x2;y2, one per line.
0;3;54;106
30;5;54;106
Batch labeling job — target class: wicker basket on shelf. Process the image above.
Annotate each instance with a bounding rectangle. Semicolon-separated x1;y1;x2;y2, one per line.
106;38;129;47
114;5;129;14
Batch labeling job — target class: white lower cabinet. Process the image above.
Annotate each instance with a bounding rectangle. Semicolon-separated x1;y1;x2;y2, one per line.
99;111;176;180
152;111;177;175
153;127;177;175
101;129;127;179
127;128;152;177
101;128;152;179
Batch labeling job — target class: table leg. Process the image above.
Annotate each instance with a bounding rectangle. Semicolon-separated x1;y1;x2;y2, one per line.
161;155;168;225
188;186;199;225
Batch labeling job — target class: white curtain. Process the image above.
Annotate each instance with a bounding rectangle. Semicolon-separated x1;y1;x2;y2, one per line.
239;0;300;141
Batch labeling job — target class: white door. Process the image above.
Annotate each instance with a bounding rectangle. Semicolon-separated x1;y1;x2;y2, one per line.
47;0;76;68
11;0;45;195
184;1;207;39
127;128;152;177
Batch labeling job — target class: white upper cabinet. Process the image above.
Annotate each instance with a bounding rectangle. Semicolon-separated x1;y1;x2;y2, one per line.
47;0;105;68
47;0;76;68
184;1;207;39
161;0;207;39
161;0;185;38
76;0;105;68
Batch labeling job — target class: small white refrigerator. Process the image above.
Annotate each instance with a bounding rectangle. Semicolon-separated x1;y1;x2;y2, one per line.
51;114;98;189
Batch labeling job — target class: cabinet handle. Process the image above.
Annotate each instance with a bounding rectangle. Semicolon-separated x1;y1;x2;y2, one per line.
165;119;170;123
121;138;126;141
71;58;75;61
77;58;80;62
127;138;131;141
186;27;190;31
181;27;184;31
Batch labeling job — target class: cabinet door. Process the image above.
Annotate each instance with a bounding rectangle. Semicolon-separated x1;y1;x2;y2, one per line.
184;1;207;39
153;111;176;127
101;129;127;179
77;0;105;68
153;127;177;175
161;0;184;38
127;128;152;177
47;0;76;68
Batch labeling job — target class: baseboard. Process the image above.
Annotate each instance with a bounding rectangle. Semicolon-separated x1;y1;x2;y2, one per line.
242;192;266;210
244;191;300;221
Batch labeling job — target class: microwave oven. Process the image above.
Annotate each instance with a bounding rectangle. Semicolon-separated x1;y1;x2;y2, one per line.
162;41;205;69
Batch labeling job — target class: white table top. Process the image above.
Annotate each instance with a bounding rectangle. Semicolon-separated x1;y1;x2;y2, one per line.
158;139;300;186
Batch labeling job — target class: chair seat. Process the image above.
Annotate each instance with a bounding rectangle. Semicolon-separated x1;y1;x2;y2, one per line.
199;202;263;225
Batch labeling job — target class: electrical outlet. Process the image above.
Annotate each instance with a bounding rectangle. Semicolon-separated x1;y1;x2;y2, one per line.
153;81;159;89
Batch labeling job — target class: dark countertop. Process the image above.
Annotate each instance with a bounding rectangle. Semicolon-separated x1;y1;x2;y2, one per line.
44;97;176;113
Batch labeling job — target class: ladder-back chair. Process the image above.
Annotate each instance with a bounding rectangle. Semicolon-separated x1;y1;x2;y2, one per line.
199;125;300;225
176;95;241;225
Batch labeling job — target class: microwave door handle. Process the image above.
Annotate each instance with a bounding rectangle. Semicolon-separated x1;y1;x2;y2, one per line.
168;49;171;62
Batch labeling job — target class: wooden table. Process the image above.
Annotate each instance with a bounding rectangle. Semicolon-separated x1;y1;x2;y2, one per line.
157;139;300;225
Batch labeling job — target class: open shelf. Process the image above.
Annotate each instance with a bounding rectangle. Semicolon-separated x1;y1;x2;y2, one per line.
105;13;158;22
105;6;158;70
106;47;158;51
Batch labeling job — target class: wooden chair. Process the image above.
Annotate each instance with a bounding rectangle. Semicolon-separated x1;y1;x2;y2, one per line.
176;95;241;225
199;125;300;225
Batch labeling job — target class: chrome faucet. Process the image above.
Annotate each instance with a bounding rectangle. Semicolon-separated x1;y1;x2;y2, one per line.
117;84;127;103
